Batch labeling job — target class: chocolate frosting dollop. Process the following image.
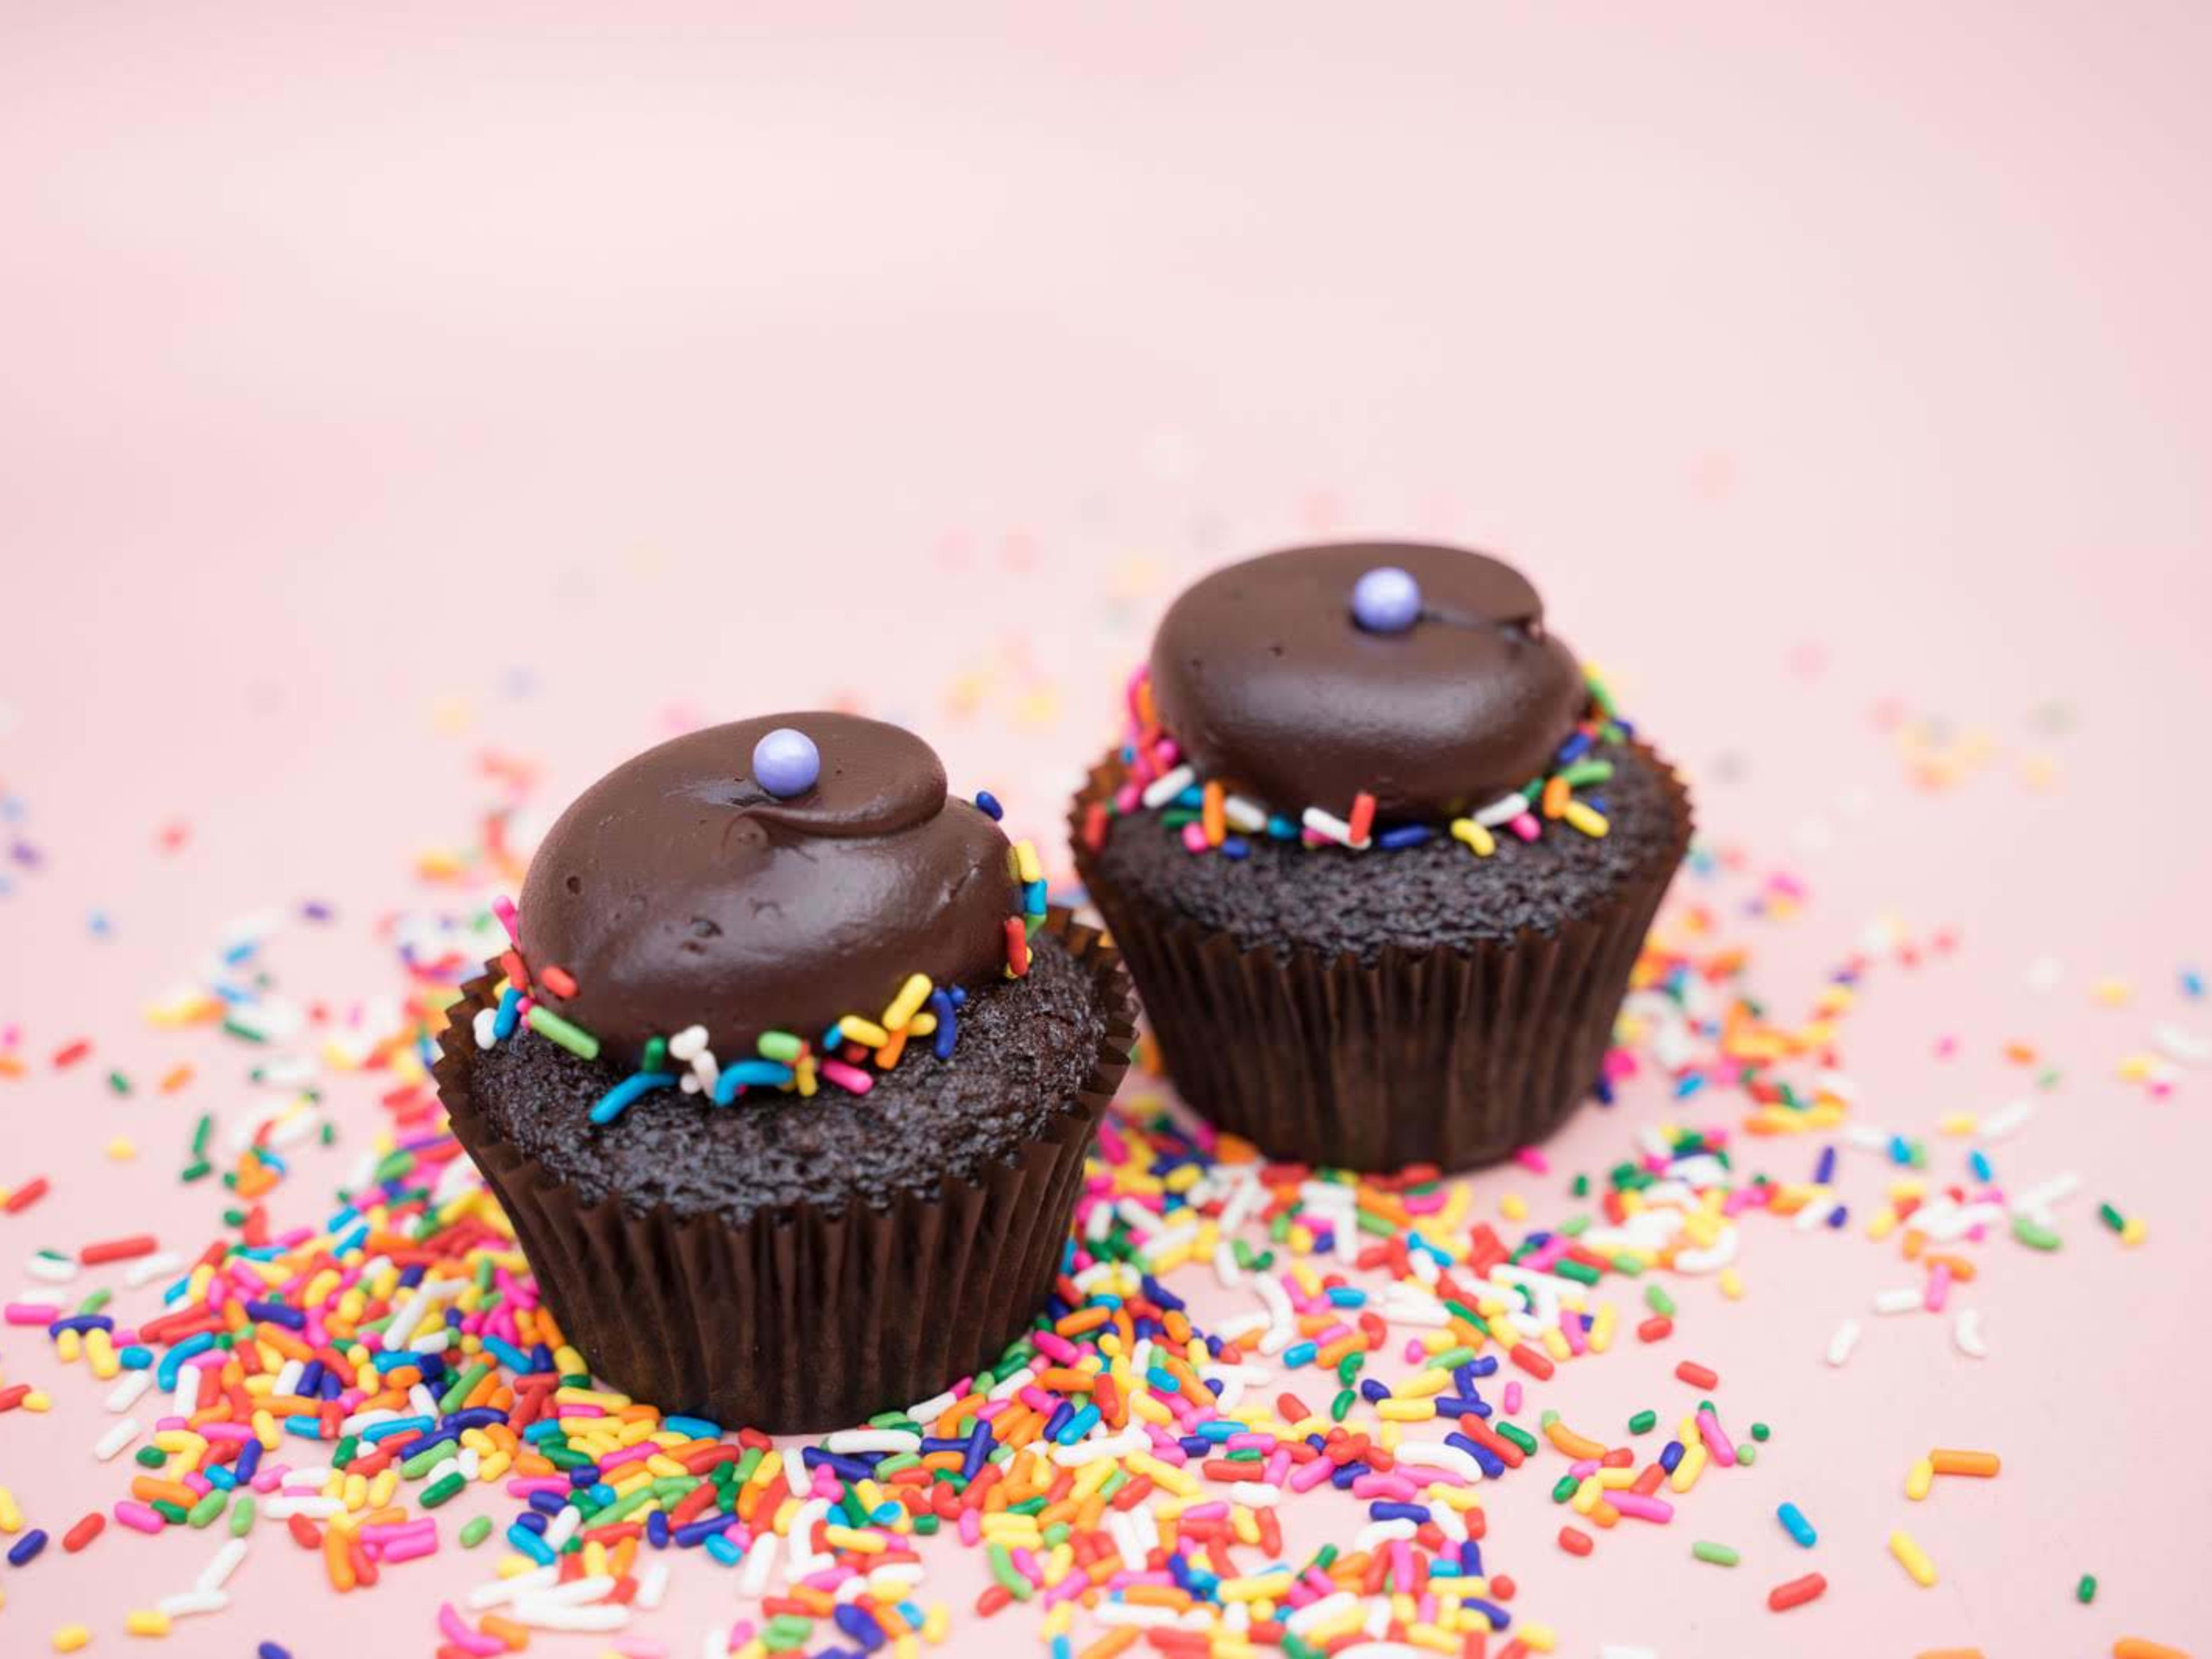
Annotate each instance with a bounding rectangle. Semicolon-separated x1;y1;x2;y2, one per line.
1148;541;1587;824
517;713;1017;1070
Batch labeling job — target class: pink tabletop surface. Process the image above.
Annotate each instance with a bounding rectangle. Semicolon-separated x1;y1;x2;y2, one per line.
3;5;2209;1656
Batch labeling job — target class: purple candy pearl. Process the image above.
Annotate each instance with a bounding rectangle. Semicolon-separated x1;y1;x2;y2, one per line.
752;727;820;798
1351;565;1422;634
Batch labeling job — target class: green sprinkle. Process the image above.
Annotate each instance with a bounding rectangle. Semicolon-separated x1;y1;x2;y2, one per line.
180;1159;213;1183
1692;1540;1741;1567
527;1004;601;1060
1330;1389;1355;1422
1570;1173;1590;1198
1628;1410;1657;1435
985;1541;1033;1601
2076;1573;2097;1604
151;1499;190;1525
135;1446;168;1469
2099;1202;2126;1233
1645;1285;1676;1317
439;1361;490;1414
1551;1475;1578;1503
187;1488;227;1528
459;1516;494;1548
228;1495;256;1536
221;1017;269;1045
108;1070;132;1095
1751;1422;1770;1442
1495;1422;1539;1456
1554;1259;1600;1286
76;1287;112;1317
422;1472;467;1508
2013;1215;2063;1251
756;1030;804;1065
639;1035;668;1075
1735;1442;1758;1466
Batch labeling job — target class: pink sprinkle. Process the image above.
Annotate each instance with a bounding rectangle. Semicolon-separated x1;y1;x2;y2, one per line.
1925;1262;1953;1312
1696;1407;1738;1468
819;1060;873;1094
114;1501;166;1535
4;1302;61;1325
1611;1491;1676;1522
1514;1147;1551;1175
438;1601;505;1656
490;897;521;945
1502;1381;1522;1414
1510;812;1542;842
1180;822;1211;854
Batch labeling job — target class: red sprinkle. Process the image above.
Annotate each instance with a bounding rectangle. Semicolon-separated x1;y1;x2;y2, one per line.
1348;790;1377;845
1003;916;1031;978
539;964;578;999
1558;1525;1593;1556
1506;1342;1555;1380
1768;1571;1828;1612
79;1234;159;1266
52;1039;92;1069
62;1512;104;1552
0;1383;31;1411
1675;1360;1719;1389
1637;1315;1673;1343
1;1177;48;1215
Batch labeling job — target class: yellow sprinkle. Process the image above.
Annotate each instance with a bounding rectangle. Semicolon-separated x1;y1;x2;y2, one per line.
882;974;933;1032
126;1609;171;1637
106;1136;138;1161
836;1016;891;1048
1717;1267;1744;1300
52;1628;92;1654
1499;1193;1528;1222
1562;801;1609;839
2090;978;2132;1007
1906;1456;1934;1501
1449;818;1496;857
1012;840;1043;885
2120;1216;2147;1247
1889;1528;1938;1586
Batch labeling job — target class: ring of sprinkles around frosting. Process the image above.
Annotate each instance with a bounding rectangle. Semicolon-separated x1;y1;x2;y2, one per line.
1077;541;1633;859
465;713;1049;1124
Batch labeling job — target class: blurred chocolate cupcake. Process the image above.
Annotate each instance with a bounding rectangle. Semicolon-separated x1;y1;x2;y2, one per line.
437;713;1133;1432
1070;543;1689;1172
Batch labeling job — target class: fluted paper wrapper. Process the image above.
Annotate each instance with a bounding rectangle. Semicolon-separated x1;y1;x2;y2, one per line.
1070;747;1691;1173
434;910;1135;1434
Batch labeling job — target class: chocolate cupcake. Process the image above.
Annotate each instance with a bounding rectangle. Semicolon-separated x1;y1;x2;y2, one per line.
437;713;1134;1432
1071;543;1690;1172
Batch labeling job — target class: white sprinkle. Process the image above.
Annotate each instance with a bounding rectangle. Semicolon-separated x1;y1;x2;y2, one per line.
1979;1099;2036;1141
472;1006;499;1050
1953;1308;1989;1359
668;1024;709;1062
1825;1319;1862;1366
824;1428;920;1456
94;1418;142;1461
1872;1287;1924;1315
1793;1198;1832;1232
155;1589;230;1619
1140;765;1195;810
735;1531;777;1599
196;1536;249;1592
634;1559;669;1611
1222;794;1268;833
25;1254;79;1284
2152;1023;2211;1065
504;1598;629;1633
1300;806;1368;850
125;1250;184;1287
2010;1171;2081;1216
468;1565;558;1609
107;1371;153;1413
1474;791;1529;828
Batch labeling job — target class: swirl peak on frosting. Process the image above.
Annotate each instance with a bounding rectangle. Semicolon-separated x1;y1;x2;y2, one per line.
1147;541;1587;825
517;713;1018;1069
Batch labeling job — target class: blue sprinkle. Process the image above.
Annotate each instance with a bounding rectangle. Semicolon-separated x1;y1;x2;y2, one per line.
1376;824;1432;850
927;990;957;1061
714;1059;795;1104
1220;835;1250;860
1812;1145;1837;1186
974;790;1004;821
589;1070;675;1126
1778;1501;1818;1547
7;1528;48;1566
704;1531;744;1566
259;1645;294;1659
507;1524;556;1566
492;986;522;1041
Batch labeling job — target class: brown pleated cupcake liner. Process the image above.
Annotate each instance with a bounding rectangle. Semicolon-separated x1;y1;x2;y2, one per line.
433;909;1136;1434
1069;746;1691;1173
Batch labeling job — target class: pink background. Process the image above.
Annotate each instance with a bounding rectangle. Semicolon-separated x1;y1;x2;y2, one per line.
3;3;2209;1654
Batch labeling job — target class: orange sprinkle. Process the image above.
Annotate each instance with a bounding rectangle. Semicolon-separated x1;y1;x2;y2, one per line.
1929;1449;2000;1478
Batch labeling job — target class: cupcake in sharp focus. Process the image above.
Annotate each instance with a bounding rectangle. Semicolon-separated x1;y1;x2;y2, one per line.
437;712;1134;1433
1070;542;1690;1172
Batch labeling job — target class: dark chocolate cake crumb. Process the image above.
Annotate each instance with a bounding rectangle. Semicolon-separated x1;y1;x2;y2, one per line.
469;932;1109;1225
1092;741;1684;964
